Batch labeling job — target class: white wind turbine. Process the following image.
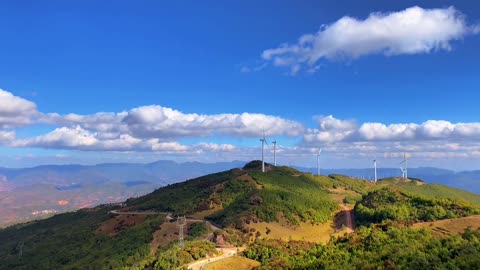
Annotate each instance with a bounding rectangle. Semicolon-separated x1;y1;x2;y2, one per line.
260;131;268;173
373;159;378;183
400;152;408;178
314;149;322;176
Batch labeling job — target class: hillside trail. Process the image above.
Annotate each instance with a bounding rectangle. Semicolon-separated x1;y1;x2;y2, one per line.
342;205;355;233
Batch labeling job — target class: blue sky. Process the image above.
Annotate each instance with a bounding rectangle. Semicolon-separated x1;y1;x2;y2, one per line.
1;1;480;169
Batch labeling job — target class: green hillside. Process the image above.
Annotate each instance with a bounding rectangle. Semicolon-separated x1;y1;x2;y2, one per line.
1;162;480;269
355;188;480;226
377;177;480;206
0;205;164;270
129;161;339;228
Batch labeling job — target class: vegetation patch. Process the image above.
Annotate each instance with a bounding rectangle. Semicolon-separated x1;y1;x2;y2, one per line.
0;206;163;270
355;188;480;226
244;226;480;269
154;241;218;270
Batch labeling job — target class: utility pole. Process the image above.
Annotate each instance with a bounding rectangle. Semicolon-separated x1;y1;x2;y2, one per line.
272;140;277;166
177;216;186;248
18;242;24;259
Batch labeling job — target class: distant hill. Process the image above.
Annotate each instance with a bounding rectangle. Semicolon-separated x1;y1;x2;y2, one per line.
0;160;245;227
1;161;480;269
295;166;480;194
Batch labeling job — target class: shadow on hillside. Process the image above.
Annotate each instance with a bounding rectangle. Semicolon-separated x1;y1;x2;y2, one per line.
333;210;354;231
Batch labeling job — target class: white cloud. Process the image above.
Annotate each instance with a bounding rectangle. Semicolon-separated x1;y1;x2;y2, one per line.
11;125;237;154
0;131;16;144
14;126;99;149
262;6;478;74
304;115;357;143
3;88;480;165
0;89;39;128
358;123;417;141
304;116;480;144
122;105;304;138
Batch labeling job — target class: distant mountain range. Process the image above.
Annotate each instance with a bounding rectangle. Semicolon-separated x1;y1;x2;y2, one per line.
0;160;245;227
0;160;479;227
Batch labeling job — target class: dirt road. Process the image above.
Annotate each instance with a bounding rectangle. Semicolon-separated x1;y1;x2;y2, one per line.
342;205;355;233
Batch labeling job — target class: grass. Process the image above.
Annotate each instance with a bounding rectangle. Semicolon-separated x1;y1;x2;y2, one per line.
378;178;480;206
249;169;339;225
149;221;179;254
247;221;334;243
205;256;260;270
413;215;480;237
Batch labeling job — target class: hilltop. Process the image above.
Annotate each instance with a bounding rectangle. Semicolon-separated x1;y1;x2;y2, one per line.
1;161;480;269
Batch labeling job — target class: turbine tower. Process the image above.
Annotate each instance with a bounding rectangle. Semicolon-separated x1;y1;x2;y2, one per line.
400;152;408;179
272;140;277;166
315;149;322;176
373;159;377;183
260;131;268;173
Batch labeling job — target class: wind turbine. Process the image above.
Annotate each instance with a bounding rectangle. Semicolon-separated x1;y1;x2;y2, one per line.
400;152;408;179
272;140;277;166
314;149;322;176
373;159;378;183
260;131;268;173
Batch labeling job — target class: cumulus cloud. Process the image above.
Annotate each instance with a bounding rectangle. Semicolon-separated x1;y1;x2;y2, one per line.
304;115;357;143
11;125;238;154
304;116;480;144
0;89;39;128
262;6;478;74
358;123;417;141
122;105;304;138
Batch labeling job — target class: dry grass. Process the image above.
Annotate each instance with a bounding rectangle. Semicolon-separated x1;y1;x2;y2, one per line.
205;256;260;270
327;186;361;204
248;220;335;243
413;215;480;237
190;206;222;220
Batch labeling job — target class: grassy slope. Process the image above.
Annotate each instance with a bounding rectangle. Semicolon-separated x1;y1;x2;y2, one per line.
413;215;480;237
129;163;340;228
3;162;480;269
0;205;163;270
378;177;480;206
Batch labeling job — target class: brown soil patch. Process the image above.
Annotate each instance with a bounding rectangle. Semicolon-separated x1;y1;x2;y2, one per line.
57;200;69;206
237;173;263;189
96;214;146;236
150;221;179;254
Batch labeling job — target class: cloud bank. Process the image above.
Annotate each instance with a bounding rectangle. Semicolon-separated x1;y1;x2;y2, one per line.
305;116;480;144
262;6;479;74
